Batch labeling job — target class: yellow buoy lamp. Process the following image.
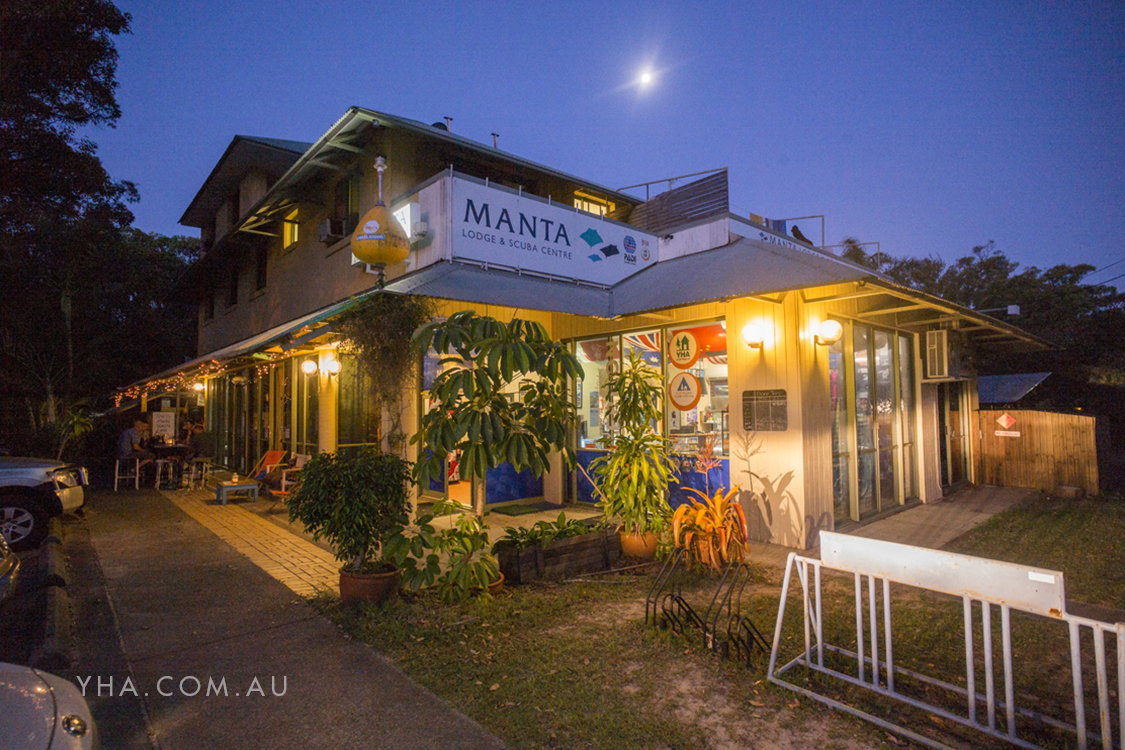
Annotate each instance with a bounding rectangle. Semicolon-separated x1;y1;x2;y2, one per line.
815;319;844;346
351;156;409;286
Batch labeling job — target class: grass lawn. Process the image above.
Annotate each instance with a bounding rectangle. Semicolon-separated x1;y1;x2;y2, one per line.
313;494;1125;749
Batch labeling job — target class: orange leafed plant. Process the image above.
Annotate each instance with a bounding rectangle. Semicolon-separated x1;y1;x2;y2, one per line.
671;486;749;572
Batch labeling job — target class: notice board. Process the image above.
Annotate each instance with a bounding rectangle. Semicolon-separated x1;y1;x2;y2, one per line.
743;389;787;432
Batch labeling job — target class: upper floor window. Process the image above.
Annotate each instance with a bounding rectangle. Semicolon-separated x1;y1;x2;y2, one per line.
283;208;299;249
574;190;615;217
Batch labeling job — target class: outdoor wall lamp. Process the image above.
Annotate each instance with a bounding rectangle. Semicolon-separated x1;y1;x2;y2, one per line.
324;358;341;376
301;359;319;375
815;319;844;346
192;382;205;392
741;322;766;348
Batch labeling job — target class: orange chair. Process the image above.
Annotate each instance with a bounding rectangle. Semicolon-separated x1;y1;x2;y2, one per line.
249;450;289;480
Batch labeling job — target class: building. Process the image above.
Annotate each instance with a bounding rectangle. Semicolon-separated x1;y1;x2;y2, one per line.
128;107;1048;549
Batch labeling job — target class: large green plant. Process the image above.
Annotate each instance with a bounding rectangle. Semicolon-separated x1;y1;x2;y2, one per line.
586;350;677;535
287;447;413;573
412;310;581;516
336;292;436;454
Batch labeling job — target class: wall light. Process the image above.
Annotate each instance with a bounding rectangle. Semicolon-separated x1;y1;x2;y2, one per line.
741;322;766;348
815;319;844;346
325;358;341;375
192;382;205;392
301;359;319;375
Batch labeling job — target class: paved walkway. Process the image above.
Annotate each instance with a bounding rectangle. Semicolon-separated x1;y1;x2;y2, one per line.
746;484;1037;569
167;488;339;595
81;489;508;750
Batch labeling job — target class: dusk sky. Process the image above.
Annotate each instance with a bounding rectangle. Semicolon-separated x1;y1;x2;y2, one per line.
95;1;1124;285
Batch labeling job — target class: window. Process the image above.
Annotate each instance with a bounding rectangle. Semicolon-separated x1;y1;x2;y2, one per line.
282;209;299;249
832;321;919;525
573;190;616;217
665;322;727;457
227;266;239;308
337;356;380;454
333;177;357;229
254;244;268;290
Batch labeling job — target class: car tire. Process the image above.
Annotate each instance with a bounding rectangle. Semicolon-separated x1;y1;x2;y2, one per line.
0;496;48;551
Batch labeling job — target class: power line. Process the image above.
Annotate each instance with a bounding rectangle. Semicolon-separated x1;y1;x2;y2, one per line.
1084;256;1125;278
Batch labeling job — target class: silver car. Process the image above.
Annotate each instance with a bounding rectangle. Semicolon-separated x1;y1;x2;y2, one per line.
0;459;88;550
0;663;98;749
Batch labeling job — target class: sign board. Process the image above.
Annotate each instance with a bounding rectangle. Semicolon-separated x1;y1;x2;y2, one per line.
151;411;176;440
996;413;1017;429
743;389;788;432
668;331;700;369
995;430;1021;437
668;373;702;411
451;176;657;285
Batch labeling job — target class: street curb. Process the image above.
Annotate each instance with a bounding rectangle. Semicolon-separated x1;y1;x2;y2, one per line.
33;518;73;670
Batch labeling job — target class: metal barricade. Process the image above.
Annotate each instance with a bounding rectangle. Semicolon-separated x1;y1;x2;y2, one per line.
768;531;1124;750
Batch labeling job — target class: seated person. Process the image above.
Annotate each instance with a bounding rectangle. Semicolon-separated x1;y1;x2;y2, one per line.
187;424;214;459
118;420;155;468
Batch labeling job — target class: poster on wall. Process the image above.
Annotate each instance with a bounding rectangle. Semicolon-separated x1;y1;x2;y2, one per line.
451;176;656;285
742;389;788;432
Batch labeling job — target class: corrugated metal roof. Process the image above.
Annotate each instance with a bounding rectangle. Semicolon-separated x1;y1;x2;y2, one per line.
611;236;874;315
385;261;613;317
977;372;1051;404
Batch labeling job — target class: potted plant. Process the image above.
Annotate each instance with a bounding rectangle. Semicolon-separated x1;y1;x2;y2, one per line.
672;486;750;572
584;350;678;558
492;513;619;583
286;447;413;605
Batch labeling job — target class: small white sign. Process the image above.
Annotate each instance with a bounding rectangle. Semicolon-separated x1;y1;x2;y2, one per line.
995;430;1021;437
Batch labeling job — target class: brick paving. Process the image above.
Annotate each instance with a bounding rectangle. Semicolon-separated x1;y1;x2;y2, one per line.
164;488;339;596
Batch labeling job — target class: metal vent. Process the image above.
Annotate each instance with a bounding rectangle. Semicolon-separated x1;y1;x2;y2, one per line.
925;329;949;379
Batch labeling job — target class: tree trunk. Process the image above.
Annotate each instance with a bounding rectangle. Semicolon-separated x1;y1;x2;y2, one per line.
473;475;486;517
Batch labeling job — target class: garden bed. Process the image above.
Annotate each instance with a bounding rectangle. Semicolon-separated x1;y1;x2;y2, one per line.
497;528;621;584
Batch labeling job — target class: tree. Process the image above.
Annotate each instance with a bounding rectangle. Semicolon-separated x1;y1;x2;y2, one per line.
0;0;167;456
841;239;1125;372
412;311;581;516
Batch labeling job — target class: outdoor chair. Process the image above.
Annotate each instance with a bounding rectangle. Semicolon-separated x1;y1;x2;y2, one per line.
188;457;213;489
154;459;175;489
114;458;140;491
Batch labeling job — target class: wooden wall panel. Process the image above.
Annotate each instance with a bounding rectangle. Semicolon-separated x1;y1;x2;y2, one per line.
978;410;1098;495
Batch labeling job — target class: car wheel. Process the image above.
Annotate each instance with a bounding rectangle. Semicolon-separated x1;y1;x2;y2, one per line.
0;497;48;551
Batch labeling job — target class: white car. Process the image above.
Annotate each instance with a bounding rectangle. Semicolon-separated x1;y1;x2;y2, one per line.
0;459;88;550
0;663;98;749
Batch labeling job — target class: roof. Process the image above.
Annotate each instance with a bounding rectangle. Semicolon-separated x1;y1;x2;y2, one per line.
977;373;1051;404
180;135;312;228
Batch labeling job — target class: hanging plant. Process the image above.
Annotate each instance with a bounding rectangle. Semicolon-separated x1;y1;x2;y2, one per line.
335;292;436;452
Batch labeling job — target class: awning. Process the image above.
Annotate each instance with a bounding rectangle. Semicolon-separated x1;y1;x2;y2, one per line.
977;372;1052;404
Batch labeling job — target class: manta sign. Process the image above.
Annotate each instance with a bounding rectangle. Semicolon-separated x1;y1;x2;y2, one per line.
451;176;657;285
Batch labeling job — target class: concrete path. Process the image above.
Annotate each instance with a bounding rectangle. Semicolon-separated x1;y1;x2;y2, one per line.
847;485;1035;549
745;485;1037;569
81;489;507;750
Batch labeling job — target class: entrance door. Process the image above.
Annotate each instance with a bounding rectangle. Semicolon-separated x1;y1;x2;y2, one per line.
938;382;969;487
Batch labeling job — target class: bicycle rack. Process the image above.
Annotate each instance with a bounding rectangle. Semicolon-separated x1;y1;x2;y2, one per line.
646;552;769;666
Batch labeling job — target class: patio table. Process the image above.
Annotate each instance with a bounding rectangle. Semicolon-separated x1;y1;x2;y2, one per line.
215;479;259;505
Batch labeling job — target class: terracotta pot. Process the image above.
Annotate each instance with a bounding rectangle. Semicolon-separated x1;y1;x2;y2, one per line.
619;529;658;559
487;571;505;596
339;566;401;605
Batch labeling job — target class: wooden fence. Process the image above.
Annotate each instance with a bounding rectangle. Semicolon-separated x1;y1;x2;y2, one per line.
977;410;1098;496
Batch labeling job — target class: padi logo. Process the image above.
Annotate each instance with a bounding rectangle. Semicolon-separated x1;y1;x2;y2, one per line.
623;235;637;265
